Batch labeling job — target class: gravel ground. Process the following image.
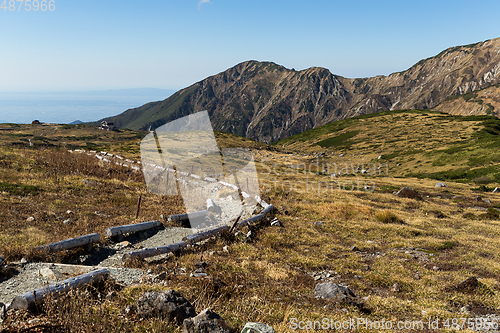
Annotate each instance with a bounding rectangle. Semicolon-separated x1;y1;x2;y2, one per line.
0;196;261;307
0;262;153;305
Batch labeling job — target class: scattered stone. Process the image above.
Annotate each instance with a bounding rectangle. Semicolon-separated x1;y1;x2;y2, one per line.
493;187;500;193
154;272;168;281
183;308;233;333
114;241;131;250
484;198;491;204
82;179;100;186
435;182;448;188
350;245;359;252
432;266;439;271
66;210;73;215
314;221;324;227
314;282;356;304
459;305;471;314
190;272;208;278
26;216;35;222
38;267;60;280
391;283;401;293
20;258;27;264
121;304;136;316
241;322;275;333
63;218;71;225
453;276;478;293
106;291;118;300
223;246;229;253
270;218;281;227
136;290;196;324
394;187;422;200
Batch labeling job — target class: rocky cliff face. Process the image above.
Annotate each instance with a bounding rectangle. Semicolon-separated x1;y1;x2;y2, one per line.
104;38;500;142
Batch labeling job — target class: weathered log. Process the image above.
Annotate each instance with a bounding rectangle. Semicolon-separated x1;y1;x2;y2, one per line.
104;220;161;238
206;199;217;213
237;214;264;228
168;210;208;223
182;225;230;244
237;204;274;228
122;241;187;262
35;233;100;253
261;204;274;216
10;268;110;310
255;196;270;208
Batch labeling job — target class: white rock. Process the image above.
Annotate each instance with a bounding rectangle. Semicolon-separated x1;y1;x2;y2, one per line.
26;216;35;222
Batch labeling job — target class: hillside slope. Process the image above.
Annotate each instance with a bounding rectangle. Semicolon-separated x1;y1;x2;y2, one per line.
102;38;500;143
275;110;500;185
433;84;500;116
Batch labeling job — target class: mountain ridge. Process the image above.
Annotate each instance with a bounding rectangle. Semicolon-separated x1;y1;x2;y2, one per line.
100;38;500;143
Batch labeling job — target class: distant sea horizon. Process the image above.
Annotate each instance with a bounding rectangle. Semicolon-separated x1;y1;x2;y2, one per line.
0;88;176;125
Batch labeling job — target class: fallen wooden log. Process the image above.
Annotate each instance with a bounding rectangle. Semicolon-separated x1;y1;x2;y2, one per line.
182;225;230;244
10;268;110;310
206;199;218;213
168;210;208;223
237;204;274;228
255;196;270;208
261;204;274;216
104;220;161;238
35;233;100;253
122;241;187;262
236;214;264;228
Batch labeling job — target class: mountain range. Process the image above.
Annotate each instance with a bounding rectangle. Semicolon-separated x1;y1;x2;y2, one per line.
100;38;500;143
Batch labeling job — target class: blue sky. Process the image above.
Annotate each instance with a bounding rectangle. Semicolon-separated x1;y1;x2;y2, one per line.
1;0;500;92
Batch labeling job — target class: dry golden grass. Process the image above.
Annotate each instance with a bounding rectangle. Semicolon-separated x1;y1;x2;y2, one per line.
1;122;500;332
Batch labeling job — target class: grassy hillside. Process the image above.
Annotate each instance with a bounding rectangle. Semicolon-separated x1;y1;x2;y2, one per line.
275;110;500;186
2;121;500;332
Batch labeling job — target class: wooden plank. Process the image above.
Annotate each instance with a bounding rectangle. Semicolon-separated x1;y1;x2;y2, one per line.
10;268;110;310
104;220;161;238
168;210;208;223
182;225;230;244
122;241;187;262
35;233;101;253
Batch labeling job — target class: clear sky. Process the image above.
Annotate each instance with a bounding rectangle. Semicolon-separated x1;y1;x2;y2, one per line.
1;0;500;92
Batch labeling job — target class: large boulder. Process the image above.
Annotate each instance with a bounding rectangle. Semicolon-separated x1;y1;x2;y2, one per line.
395;187;422;200
183;308;233;333
136;290;196;324
314;282;356;303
